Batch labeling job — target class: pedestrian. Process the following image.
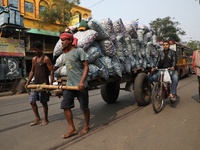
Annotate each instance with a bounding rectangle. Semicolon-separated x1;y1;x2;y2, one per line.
56;31;90;139
192;50;200;102
150;40;179;103
25;41;54;126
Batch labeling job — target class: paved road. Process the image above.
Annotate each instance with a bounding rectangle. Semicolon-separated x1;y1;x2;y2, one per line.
0;75;200;150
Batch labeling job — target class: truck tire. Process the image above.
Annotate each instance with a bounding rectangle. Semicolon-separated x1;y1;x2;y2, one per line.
134;73;151;106
101;82;120;104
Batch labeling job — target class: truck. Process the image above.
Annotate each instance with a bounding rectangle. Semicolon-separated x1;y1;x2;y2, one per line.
0;37;27;94
0;5;28;94
26;18;158;107
159;40;193;78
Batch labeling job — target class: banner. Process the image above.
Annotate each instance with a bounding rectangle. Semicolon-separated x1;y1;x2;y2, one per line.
0;37;25;57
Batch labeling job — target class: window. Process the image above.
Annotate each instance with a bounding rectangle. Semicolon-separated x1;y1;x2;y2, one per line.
25;1;34;13
39;5;46;13
8;0;18;8
83;14;88;18
39;1;48;14
74;11;80;15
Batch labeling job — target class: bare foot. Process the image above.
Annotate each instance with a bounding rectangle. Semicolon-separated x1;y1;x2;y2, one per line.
40;120;49;126
30;119;41;126
79;127;90;135
61;130;77;139
169;93;173;98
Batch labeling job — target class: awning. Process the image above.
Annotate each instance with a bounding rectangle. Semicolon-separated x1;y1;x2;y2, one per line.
0;24;30;31
27;28;60;37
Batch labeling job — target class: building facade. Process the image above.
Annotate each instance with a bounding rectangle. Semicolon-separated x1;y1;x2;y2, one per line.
1;0;91;49
1;0;91;31
0;0;91;72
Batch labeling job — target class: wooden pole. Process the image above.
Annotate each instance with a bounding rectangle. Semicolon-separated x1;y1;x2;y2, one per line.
27;84;78;90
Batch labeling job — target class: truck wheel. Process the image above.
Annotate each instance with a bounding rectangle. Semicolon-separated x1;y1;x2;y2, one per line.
101;82;120;104
134;73;151;106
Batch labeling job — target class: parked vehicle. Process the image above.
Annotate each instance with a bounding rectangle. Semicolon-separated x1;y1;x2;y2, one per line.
0;5;28;93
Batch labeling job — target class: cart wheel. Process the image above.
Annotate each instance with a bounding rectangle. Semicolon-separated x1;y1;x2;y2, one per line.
134;73;151;106
101;82;120;104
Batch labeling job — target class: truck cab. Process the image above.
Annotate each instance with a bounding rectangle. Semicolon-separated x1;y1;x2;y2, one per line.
0;4;28;93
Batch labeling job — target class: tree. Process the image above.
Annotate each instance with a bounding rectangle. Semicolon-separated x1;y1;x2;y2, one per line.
39;0;80;31
187;40;199;51
149;16;185;42
195;0;200;4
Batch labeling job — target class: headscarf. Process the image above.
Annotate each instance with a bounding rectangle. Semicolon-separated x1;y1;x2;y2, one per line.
60;32;78;46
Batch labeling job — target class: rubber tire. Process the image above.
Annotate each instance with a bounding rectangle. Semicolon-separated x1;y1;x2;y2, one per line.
151;82;165;113
101;82;120;104
134;73;151;106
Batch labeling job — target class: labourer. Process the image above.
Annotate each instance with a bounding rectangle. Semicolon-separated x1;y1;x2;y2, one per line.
55;30;90;139
25;41;54;126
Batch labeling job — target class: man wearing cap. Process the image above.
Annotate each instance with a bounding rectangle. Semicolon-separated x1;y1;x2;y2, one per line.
57;31;90;139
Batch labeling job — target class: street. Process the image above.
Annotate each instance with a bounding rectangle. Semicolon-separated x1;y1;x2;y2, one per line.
0;75;200;150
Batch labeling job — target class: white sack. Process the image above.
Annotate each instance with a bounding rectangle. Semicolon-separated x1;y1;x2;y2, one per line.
100;18;116;42
87;64;100;80
99;39;116;57
74;29;98;50
88;19;109;41
53;39;62;57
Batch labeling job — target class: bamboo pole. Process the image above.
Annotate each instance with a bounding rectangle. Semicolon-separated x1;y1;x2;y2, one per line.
51;89;63;97
27;84;78;90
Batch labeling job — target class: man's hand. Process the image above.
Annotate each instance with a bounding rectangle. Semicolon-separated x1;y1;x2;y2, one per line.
151;67;158;72
170;67;175;71
151;68;155;72
25;83;29;89
78;82;85;91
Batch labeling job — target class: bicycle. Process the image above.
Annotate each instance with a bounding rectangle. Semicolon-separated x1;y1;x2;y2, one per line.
151;68;174;113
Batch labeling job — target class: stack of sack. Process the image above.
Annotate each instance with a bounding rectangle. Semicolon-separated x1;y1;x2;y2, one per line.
53;17;161;81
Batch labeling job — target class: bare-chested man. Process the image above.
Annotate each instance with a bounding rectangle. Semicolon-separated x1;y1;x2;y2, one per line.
25;41;54;126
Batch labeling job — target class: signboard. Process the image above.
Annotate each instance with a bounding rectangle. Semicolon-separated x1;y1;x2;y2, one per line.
0;37;25;57
4;57;20;78
70;14;80;26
